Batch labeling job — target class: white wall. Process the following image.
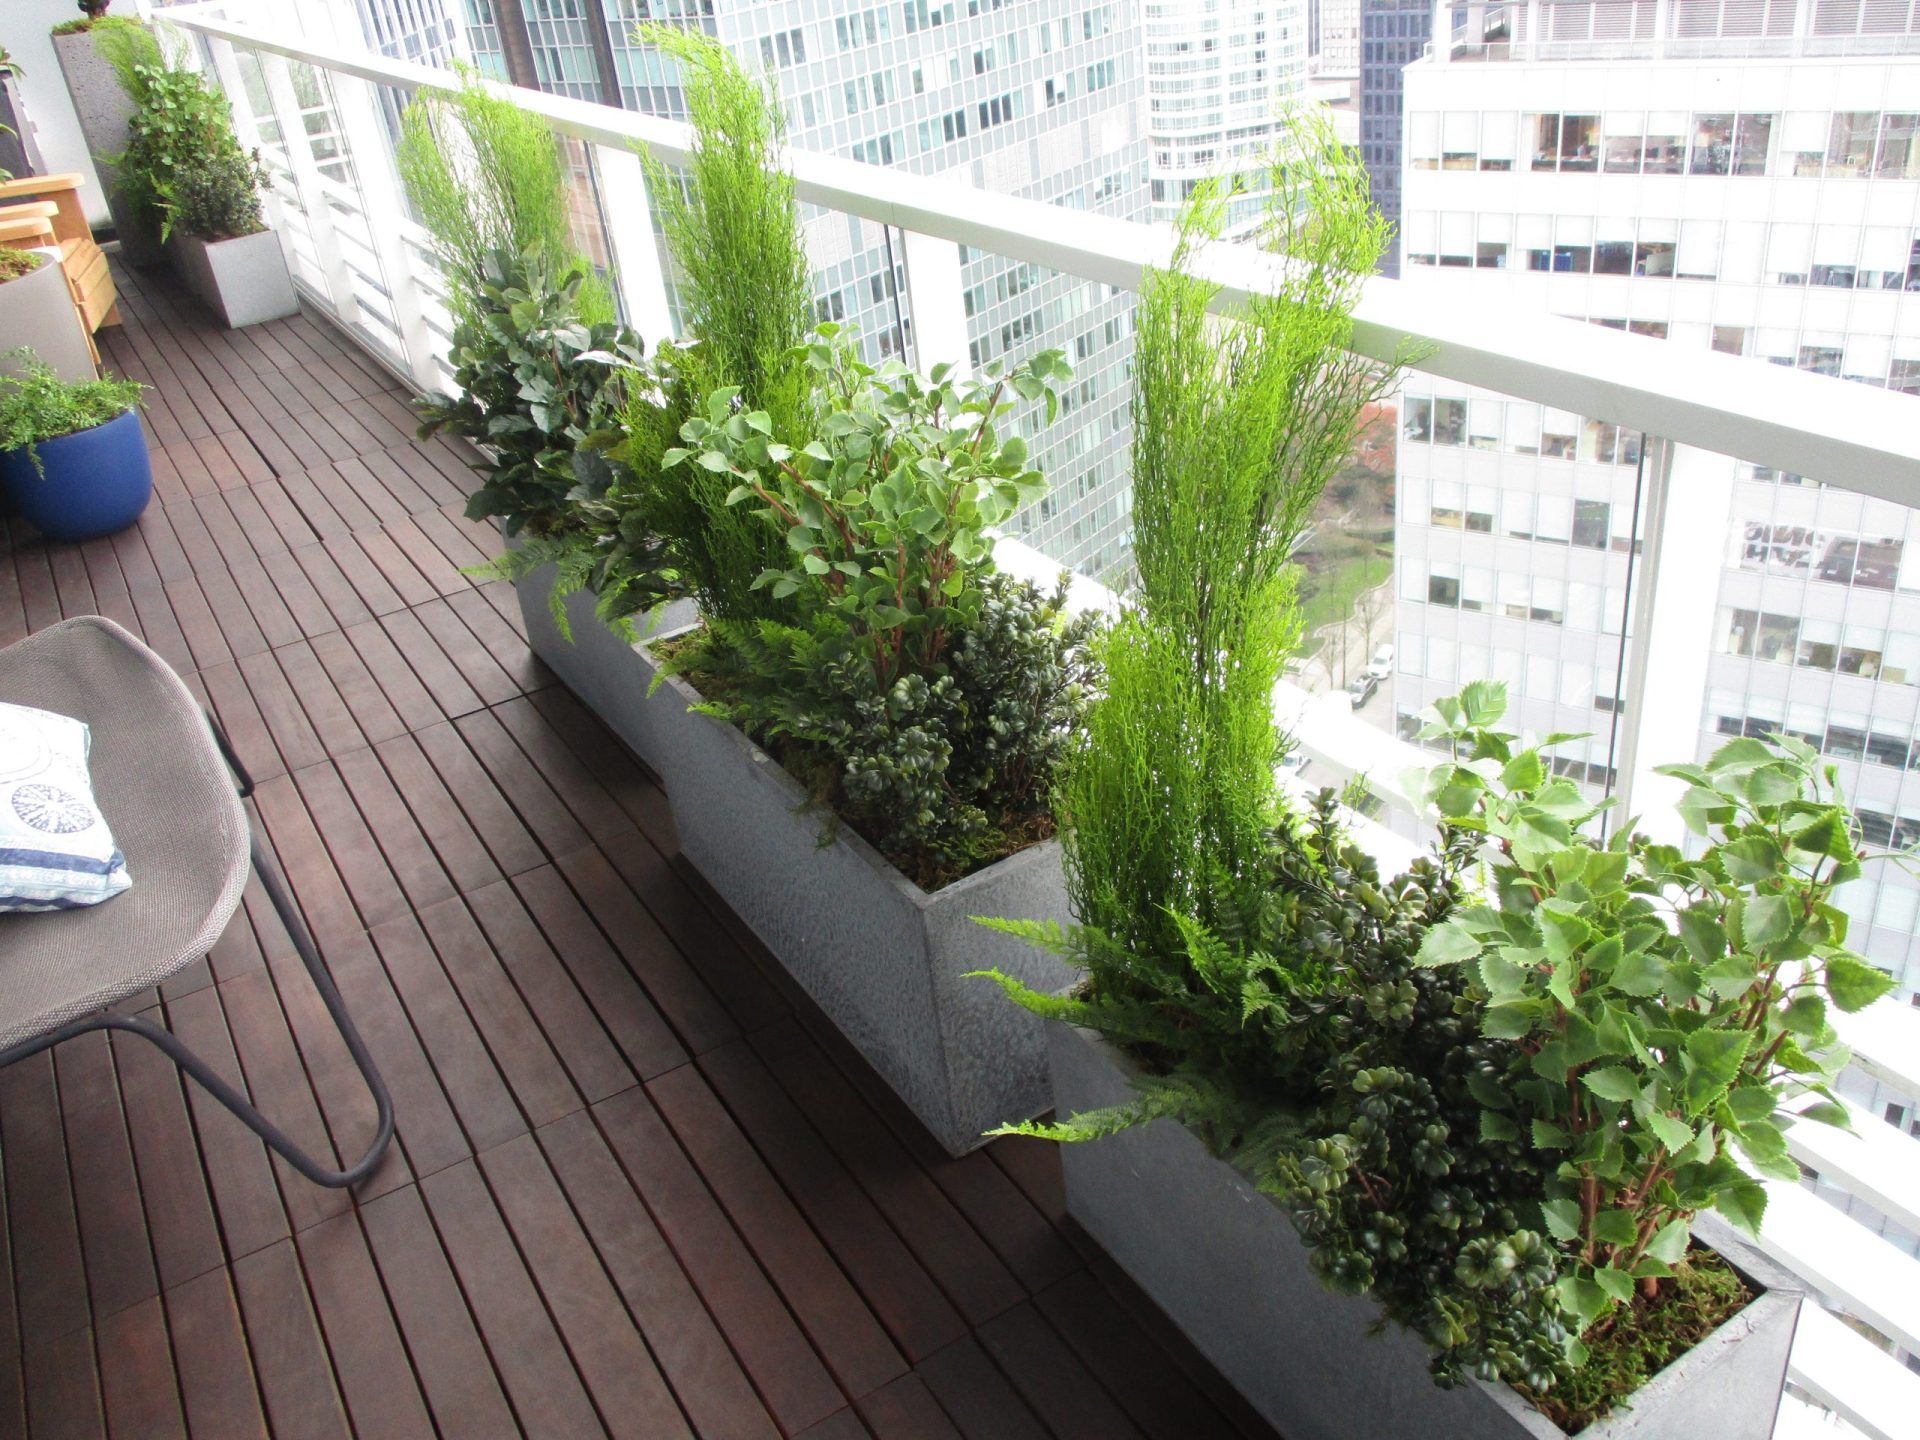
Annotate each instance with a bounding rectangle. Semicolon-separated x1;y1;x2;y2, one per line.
2;0;111;224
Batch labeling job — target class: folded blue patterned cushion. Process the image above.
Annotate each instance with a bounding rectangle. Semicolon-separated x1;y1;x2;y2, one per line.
0;701;132;911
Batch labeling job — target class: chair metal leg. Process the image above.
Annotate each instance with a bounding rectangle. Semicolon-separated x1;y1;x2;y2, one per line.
0;837;397;1191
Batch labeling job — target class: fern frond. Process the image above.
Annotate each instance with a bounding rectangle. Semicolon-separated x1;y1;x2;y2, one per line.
963;968;1090;1021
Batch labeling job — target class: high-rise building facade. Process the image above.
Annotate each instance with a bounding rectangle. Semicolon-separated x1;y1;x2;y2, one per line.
1358;0;1430;274
1312;0;1360;77
454;0;1149;581
1391;0;1920;1188
1141;0;1310;235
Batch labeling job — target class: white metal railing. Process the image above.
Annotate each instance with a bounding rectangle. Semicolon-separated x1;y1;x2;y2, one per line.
154;6;1920;1435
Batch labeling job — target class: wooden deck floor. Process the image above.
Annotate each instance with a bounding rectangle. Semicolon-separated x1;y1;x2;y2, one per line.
0;259;1278;1440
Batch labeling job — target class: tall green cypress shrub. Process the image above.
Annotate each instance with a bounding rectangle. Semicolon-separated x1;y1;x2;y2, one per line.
1066;107;1399;962
395;68;611;326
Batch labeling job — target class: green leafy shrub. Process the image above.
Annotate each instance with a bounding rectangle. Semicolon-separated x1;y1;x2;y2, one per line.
104;29;265;244
0;350;144;476
417;252;658;556
1411;683;1893;1342
396;68;609;328
663;327;1098;886
0;251;43;284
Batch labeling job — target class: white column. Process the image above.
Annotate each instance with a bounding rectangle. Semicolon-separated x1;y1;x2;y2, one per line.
259;53;360;329
1612;439;1738;845
1524;0;1541;54
901;228;973;378
328;72;445;395
593;144;674;351
1653;0;1672;57
1432;0;1454;61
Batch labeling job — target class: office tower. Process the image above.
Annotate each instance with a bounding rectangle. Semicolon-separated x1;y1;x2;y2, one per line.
1358;0;1431;274
454;0;1149;581
1312;0;1360;77
1140;0;1310;235
1391;0;1920;1189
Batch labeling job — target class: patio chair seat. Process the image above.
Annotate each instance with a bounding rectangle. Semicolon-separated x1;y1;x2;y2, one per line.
0;615;392;1189
0;616;247;1048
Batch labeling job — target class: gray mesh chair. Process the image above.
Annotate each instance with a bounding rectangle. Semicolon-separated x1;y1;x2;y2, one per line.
0;616;393;1188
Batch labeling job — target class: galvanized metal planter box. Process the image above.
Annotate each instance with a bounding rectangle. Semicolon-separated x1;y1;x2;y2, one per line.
659;664;1074;1155
508;558;696;781
1048;1021;1804;1440
508;551;1071;1152
168;231;298;329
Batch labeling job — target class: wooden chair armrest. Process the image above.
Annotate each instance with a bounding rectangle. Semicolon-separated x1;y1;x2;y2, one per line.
0;173;86;202
0;200;61;222
0;217;56;246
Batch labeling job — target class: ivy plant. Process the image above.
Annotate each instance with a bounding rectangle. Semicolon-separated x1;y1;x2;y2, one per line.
1410;681;1896;1347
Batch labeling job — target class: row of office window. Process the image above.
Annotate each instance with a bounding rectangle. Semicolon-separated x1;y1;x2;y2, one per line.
1403;212;1920;291
1409;109;1920;180
1712;700;1920;797
1721;607;1920;685
1739;521;1909;590
1403;394;1646;466
1412;562;1632;633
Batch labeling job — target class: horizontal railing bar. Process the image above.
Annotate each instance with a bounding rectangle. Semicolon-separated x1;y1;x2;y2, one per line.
1759;1180;1920;1356
1788;1305;1918;1440
163;8;1920;507
1783;1095;1920;1237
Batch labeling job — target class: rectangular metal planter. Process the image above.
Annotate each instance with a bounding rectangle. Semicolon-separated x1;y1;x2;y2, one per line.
1049;1021;1804;1440
168;231;298;329
659;663;1074;1156
508;558;697;781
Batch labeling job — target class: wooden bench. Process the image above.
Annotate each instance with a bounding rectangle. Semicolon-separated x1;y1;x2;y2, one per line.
0;172;121;357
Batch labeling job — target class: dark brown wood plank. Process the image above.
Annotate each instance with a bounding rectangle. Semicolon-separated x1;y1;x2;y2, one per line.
230;1239;352;1440
594;1086;848;1435
0;1054;93;1341
22;1326;104;1440
509;865;689;1081
698;1037;970;1362
164;987;291;1262
55;1030;161;1322
112;1023;229;1293
166;1267;269;1439
369;914;527;1154
294;1212;435;1440
857;1374;966;1440
648;1063;909;1400
479;1132;695;1440
462;879;636;1103
358;1186;520;1440
418;1160;608;1440
97;1296;187;1440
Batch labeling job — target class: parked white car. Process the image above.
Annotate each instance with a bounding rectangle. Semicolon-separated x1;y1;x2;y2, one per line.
1364;643;1394;680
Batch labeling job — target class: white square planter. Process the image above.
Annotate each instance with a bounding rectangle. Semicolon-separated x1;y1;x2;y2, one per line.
0;249;95;383
1049;1022;1803;1440
167;231;298;329
662;673;1075;1154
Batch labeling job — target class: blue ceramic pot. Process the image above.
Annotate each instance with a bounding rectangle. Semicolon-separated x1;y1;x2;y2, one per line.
0;407;153;541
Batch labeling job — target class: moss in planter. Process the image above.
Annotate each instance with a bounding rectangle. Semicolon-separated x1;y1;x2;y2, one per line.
1518;1251;1751;1434
0;251;44;284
